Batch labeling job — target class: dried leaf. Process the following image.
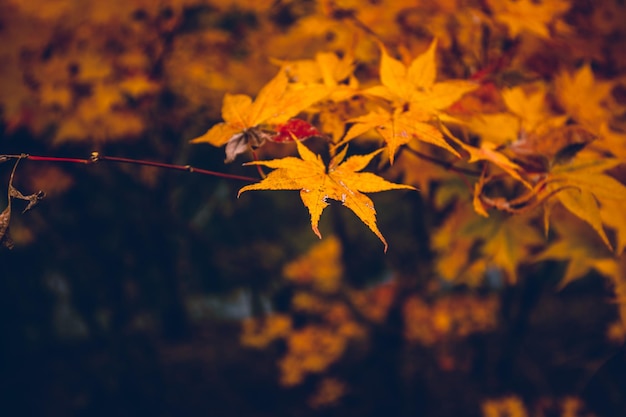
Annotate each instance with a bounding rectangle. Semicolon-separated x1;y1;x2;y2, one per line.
0;205;12;248
9;186;45;213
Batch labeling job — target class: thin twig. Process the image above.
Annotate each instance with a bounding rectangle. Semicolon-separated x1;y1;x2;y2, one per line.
0;152;257;182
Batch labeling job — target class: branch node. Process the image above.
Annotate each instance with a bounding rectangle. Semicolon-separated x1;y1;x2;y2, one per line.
89;152;101;163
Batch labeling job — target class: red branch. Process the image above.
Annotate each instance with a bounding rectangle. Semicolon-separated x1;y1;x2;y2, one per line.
1;152;257;182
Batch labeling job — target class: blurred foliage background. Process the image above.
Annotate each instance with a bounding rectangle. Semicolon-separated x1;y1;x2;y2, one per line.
1;0;626;416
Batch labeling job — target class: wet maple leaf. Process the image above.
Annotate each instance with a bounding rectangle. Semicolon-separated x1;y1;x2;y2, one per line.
191;69;328;161
238;140;415;251
346;39;475;162
342;106;459;164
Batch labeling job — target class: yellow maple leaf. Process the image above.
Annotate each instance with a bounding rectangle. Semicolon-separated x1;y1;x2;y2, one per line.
452;211;544;283
283;235;344;293
365;39;478;116
432;203;480;283
600;199;626;256
596;123;626;160
458;140;532;189
546;157;626;251
502;85;568;136
341;106;460;164
487;0;570;39
469;86;572;160
238;140;415;251
191;69;329;148
480;215;545;283
535;217;618;288
466;113;520;147
277;50;359;102
554;64;613;129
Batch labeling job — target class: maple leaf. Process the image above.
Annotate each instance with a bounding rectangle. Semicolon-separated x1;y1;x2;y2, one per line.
277;50;359;102
451;138;532;190
466;85;568;150
191;69;329;161
283;235;344;293
445;207;545;283
596;123;626;160
487;0;571;39
341;106;460;164
554;64;613;129
535;217;618;288
469;85;594;171
364;39;478;117
466;113;520;147
545;157;626;251
238;140;415;251
432;203;480;283
479;215;544;283
501;85;567;136
600;198;626;256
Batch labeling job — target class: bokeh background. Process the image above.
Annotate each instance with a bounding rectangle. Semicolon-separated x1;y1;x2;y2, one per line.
1;1;626;416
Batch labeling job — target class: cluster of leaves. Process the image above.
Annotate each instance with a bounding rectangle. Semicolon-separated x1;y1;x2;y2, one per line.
241;236;504;406
482;395;594;417
192;0;626;282
187;0;626;409
2;0;626;414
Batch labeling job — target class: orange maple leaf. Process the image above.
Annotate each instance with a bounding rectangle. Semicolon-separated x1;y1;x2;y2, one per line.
238;140;415;251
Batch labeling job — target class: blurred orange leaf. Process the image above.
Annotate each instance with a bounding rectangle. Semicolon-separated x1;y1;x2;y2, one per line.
546;157;626;250
487;0;570;38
